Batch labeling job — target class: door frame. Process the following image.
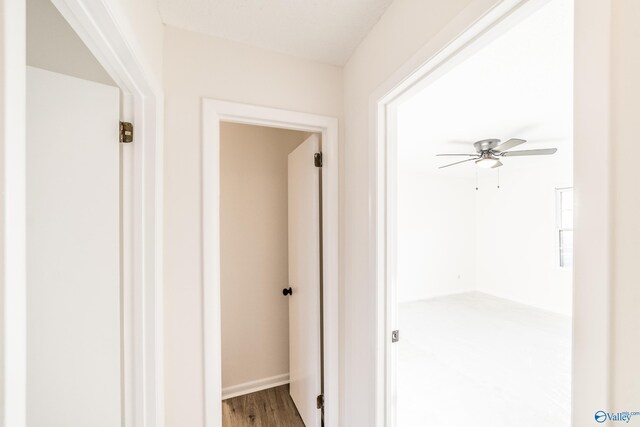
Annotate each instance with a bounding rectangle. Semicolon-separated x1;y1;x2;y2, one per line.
370;0;611;426
1;1;28;425
1;1;164;426
202;99;339;427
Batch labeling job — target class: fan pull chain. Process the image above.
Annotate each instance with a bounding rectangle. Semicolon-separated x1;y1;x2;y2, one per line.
475;167;479;191
497;168;500;189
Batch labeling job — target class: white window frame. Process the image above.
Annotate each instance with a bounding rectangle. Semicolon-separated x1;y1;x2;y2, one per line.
556;187;574;268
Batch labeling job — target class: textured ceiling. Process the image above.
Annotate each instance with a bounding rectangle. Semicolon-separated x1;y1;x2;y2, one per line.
157;0;394;65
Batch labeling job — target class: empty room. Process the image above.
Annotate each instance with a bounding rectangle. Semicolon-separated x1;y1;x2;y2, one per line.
391;0;573;425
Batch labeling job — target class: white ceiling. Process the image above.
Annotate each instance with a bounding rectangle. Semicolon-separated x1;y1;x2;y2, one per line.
398;0;573;178
157;0;395;65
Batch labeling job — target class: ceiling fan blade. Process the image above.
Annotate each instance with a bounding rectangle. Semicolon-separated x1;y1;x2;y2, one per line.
501;148;558;157
494;138;526;152
438;157;478;169
435;153;477;157
491;160;503;168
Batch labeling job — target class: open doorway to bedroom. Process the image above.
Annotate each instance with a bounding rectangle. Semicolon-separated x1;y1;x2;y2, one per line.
390;0;573;425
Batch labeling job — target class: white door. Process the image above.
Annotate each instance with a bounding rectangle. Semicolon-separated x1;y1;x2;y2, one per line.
288;134;322;427
26;66;121;427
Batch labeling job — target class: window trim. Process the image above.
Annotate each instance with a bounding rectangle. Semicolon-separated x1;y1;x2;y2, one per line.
556;187;574;268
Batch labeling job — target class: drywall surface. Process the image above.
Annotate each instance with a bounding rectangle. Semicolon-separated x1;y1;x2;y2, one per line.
396;151;572;317
27;0;114;85
157;0;394;65
220;122;307;390
163;26;342;426
341;0;500;424
475;157;573;316
1;1;27;424
0;15;3;418
395;151;573;315
0;0;26;426
611;0;640;409
107;0;164;89
573;0;614;423
396;166;476;303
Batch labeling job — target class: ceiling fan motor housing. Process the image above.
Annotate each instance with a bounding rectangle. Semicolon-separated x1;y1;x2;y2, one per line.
473;138;500;153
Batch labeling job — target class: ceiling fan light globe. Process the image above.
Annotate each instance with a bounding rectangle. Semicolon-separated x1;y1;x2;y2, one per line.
475;157;501;169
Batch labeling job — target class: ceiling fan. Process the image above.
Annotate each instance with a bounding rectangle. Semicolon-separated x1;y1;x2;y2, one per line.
437;138;557;169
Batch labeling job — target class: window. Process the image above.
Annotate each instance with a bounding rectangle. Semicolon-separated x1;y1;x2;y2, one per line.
556;188;573;268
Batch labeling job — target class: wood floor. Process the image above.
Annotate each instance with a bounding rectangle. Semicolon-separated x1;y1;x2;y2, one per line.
222;385;305;427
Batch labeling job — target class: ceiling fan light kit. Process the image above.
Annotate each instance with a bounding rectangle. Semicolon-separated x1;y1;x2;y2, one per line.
437;138;558;169
475;154;502;169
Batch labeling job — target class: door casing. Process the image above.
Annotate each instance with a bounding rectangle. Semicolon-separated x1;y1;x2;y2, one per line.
0;0;165;425
201;99;339;427
370;0;611;426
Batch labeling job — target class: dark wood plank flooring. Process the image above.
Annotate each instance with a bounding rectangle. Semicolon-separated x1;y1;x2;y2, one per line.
222;384;305;427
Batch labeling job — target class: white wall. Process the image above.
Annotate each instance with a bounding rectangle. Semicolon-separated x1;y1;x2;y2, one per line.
396;167;476;303
162;26;342;427
1;1;27;425
27;0;114;85
220;122;307;391
475;156;573;316
395;140;573;315
572;2;613;419
103;0;164;90
396;140;573;317
396;162;574;316
610;0;640;408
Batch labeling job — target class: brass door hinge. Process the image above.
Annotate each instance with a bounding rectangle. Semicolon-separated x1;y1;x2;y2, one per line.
316;394;324;409
120;121;133;143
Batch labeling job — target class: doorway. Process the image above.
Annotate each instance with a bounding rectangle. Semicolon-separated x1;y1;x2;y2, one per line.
395;2;574;424
374;0;575;425
23;0;163;425
202;99;339;427
218;123;321;426
26;0;122;425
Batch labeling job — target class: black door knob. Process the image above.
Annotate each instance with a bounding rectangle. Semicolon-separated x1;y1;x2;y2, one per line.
282;287;292;296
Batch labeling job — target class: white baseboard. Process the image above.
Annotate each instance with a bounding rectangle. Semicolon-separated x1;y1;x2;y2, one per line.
222;373;290;400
